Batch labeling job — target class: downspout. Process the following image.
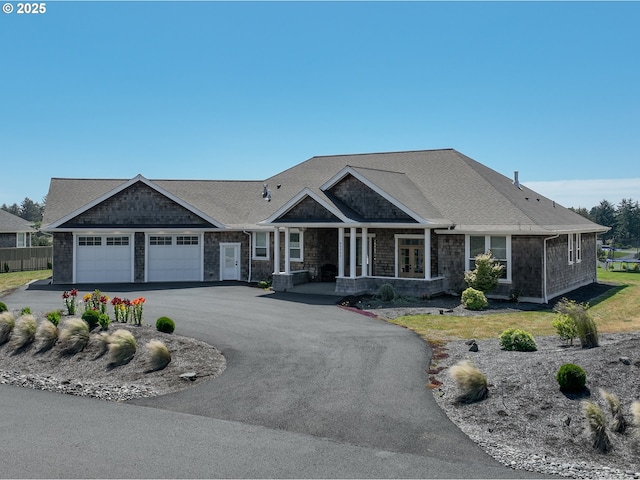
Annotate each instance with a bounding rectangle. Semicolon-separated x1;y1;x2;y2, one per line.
243;231;252;284
543;234;560;304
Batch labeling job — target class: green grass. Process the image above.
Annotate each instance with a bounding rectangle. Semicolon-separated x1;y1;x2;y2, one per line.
0;270;51;298
392;268;640;343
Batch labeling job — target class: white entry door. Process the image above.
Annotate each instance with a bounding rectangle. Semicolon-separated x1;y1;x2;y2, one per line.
220;243;240;280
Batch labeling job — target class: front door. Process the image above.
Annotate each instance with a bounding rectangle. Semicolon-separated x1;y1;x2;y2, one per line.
398;238;424;278
220;243;240;280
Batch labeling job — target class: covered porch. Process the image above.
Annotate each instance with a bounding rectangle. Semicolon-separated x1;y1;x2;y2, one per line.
270;225;446;297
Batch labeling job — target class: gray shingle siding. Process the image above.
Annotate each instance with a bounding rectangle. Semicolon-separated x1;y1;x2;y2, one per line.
546;233;597;300
278;197;341;222
61;182;214;228
52;233;73;283
0;233;17;248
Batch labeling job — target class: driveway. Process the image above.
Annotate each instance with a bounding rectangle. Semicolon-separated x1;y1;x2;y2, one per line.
0;282;546;478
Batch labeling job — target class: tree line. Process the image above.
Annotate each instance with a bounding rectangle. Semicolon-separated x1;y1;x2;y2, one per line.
570;198;640;245
1;197;50;246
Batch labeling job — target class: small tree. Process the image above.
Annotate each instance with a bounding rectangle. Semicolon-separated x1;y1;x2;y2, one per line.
464;251;504;293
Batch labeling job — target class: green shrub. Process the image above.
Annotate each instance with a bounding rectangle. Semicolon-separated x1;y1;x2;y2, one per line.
0;302;7;313
461;287;488;310
45;310;62;327
499;328;537;352
0;311;15;345
553;298;599;349
59;318;90;355
556;363;586;392
81;309;101;331
20;307;31;315
108;329;137;367
464;252;504;292
145;340;172;372
11;314;37;350
98;313;111;330
377;283;398;302
449;360;488;403
35;319;58;353
552;314;578;346
156;316;175;334
583;401;612;453
3;263;9;273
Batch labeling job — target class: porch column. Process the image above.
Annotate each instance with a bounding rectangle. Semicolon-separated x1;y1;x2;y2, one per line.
338;227;345;277
273;227;280;274
361;227;368;277
424;228;431;279
284;227;291;275
349;227;357;279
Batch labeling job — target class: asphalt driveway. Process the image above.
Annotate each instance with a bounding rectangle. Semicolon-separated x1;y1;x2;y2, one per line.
0;281;546;478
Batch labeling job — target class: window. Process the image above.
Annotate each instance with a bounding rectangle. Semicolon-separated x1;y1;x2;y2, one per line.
106;236;129;246
16;232;27;248
177;236;199;245
149;236;172;246
568;234;575;264
253;231;269;260
467;235;510;280
78;236;102;246
568;233;582;264
289;229;303;261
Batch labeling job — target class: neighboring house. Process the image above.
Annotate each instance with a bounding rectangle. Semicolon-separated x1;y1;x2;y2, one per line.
42;149;608;303
0;209;33;248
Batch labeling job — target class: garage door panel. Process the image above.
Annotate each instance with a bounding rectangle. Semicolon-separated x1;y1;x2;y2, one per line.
76;236;132;283
147;236;201;282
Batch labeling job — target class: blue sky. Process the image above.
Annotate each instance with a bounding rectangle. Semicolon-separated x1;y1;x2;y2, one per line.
1;1;639;210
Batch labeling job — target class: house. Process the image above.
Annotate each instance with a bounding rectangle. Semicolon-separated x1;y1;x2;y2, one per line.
0;209;33;248
41;149;608;303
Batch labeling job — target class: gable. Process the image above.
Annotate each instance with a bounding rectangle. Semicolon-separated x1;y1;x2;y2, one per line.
60;181;217;228
327;174;417;222
276;195;341;223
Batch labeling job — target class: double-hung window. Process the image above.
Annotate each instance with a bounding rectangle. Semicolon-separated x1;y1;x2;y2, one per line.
253;231;269;260
467;235;510;280
16;232;27;248
289;229;303;262
568;233;582;264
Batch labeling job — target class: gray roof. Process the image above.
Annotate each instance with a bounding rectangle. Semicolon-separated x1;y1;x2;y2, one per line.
0;209;33;233
42;149;608;234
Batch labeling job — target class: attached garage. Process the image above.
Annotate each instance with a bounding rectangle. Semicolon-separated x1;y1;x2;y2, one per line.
75;235;133;283
146;234;203;282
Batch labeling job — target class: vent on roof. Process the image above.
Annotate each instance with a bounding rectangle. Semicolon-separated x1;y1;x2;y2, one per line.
513;171;523;190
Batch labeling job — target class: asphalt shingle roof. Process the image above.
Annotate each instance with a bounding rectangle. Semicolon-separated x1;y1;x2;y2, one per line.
0;209;34;233
42;149;608;234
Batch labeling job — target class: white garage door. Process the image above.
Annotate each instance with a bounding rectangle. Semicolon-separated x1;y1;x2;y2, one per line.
76;235;133;283
147;235;202;282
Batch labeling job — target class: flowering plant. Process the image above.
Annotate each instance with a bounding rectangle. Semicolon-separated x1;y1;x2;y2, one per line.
111;297;125;322
62;288;78;315
82;293;93;312
131;297;146;325
99;295;110;314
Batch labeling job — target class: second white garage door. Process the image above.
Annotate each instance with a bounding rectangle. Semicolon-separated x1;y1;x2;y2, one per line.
147;235;202;282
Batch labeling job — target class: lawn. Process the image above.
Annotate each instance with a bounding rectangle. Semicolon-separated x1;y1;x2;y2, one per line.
391;268;640;343
0;270;51;298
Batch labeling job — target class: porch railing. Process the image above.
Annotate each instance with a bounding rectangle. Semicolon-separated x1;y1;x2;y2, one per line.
0;246;52;273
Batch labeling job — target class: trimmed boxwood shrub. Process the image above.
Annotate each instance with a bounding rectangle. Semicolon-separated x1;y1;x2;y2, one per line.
499;328;537;352
556;363;587;392
81;309;101;331
156;316;175;334
462;287;488;310
0;302;7;313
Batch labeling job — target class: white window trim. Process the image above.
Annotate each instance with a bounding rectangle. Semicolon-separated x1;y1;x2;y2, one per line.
289;228;304;262
394;233;426;278
568;234;575;265
465;235;512;283
16;232;27;248
252;231;270;260
576;233;582;263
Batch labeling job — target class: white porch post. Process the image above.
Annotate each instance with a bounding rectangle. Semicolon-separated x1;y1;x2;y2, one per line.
338;227;345;277
284;227;291;275
273;227;280;274
361;227;368;277
424;228;431;279
349;227;357;279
